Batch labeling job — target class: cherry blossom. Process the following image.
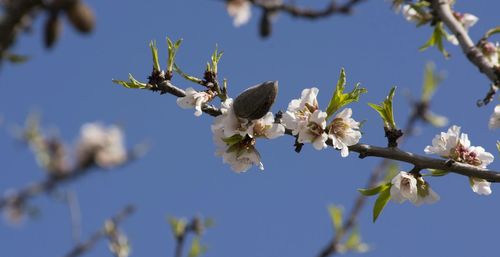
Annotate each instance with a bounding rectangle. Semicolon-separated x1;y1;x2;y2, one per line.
226;0;251;27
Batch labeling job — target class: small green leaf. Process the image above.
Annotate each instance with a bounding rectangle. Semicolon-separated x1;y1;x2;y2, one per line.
174;64;204;85
358;182;391;196
423;111;448;128
207;45;223;74
327;205;343;233
149;40;161;72
204;218;215;228
419;22;450;58
344;227;369;253
188;237;208;257
421;62;444;102
112;74;149;89
168;216;187;238
4;53;30;64
221;134;244;146
325;68;367;119
167;37;183;73
368;86;397;130
484;26;500;39
373;185;391;222
427;169;449;177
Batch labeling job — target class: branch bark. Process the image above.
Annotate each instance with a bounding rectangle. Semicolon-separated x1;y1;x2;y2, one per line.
249;0;366;19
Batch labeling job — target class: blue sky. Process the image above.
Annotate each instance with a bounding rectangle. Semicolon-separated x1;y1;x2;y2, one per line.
1;0;499;257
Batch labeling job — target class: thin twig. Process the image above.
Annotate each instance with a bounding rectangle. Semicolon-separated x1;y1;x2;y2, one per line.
431;0;500;106
249;0;366;19
62;205;135;257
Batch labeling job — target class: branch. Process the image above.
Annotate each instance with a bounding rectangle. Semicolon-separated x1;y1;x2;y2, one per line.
62;205;135;257
431;0;500;106
0;151;140;211
249;0;366;19
0;0;43;60
142;78;500;182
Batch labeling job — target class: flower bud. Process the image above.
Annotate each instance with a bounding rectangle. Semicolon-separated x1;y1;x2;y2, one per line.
233;81;278;120
65;1;95;33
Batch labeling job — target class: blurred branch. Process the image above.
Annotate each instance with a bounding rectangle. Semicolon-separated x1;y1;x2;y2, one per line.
431;0;500;106
317;106;421;257
0;151;140;211
0;0;42;60
62;205;135;257
249;0;366;19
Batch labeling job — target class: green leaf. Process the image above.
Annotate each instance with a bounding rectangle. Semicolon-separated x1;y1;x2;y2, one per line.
167;37;183;73
204;218;216;228
419;22;450;58
428;169;449;177
149;40;161;72
368;86;397;130
373;185;391;222
423;111;448;128
207;45;223;74
112;74;149;89
327;205;343;233
484;26;500;39
421;62;444;102
168;216;187;238
383;162;399;183
358;182;391;196
188;237;208;257
221;134;244;146
4;53;30;64
173;64;204;85
344;227;369;253
325;68;367;119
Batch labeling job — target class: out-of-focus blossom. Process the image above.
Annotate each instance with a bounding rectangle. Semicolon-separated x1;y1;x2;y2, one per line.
327;108;361;157
480;42;499;67
226;0;251;27
489;105;500;130
76;123;127;169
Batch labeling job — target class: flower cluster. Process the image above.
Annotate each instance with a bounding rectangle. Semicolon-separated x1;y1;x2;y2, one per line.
480;41;500;68
282;88;361;156
75;123;127;169
390;171;440;206
424;125;495;195
212;98;284;172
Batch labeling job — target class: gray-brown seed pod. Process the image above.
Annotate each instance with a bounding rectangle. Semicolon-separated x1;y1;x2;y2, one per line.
233;81;278;120
44;13;62;49
65;1;95;33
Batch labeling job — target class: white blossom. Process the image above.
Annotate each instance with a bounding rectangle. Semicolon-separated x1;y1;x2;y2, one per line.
424;125;462;158
402;5;423;23
456;12;478;31
226;0;251;27
245;112;285;139
424;125;494;168
481;42;499;67
176;87;212;117
222;146;264;172
390;171;418;204
414;178;440;206
297;110;328;150
470;177;492;196
489;105;500;130
76;123;127;168
327;108;361;157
